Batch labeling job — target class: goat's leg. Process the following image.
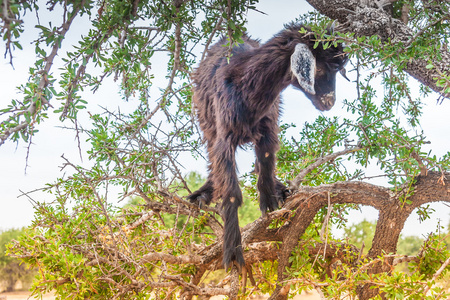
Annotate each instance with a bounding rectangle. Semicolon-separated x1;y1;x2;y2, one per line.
187;175;214;208
210;138;244;269
255;157;290;210
275;178;291;199
187;141;215;207
255;118;288;213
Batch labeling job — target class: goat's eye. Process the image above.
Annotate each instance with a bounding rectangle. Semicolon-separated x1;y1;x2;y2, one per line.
327;62;340;71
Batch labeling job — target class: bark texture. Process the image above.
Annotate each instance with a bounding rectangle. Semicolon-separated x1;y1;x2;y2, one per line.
306;0;450;99
144;171;450;299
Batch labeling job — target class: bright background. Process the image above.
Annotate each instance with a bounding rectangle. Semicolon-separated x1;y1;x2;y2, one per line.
1;0;449;238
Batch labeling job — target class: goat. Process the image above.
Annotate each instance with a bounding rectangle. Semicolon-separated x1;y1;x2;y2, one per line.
188;23;348;269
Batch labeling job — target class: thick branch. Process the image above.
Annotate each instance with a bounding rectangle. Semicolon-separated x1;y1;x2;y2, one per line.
268;171;450;299
306;0;450;99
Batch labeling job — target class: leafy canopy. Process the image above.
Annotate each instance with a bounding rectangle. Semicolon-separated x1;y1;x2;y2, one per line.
2;0;450;299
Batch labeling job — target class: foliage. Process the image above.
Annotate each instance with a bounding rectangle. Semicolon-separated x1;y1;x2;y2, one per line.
2;0;450;299
0;228;35;292
344;219;426;256
397;235;424;256
344;219;377;254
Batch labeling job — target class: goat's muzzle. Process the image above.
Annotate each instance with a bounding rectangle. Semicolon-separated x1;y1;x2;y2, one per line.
314;91;335;111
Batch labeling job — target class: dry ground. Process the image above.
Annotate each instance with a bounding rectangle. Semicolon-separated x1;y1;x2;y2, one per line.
0;291;55;300
0;290;320;299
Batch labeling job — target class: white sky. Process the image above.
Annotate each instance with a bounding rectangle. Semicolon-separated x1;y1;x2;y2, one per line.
1;0;449;239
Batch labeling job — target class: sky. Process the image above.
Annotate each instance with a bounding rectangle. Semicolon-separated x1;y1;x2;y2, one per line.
1;0;450;239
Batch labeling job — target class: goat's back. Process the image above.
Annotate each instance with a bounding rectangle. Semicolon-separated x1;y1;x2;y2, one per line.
192;35;261;144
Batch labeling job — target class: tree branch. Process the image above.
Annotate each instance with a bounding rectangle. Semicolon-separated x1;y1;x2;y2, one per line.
289;146;364;191
0;1;84;146
306;0;450;99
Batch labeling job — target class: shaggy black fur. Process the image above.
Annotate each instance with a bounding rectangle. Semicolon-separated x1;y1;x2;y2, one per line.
188;23;348;269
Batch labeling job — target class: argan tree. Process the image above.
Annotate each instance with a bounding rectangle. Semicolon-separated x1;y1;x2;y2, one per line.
2;0;450;299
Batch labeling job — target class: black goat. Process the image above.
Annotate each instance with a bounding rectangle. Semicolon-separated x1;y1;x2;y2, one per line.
188;23;348;269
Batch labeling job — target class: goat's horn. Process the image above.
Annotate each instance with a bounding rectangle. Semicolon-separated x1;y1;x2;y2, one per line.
329;20;337;33
339;68;350;81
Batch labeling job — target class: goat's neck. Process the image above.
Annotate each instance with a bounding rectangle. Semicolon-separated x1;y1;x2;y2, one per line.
240;41;294;106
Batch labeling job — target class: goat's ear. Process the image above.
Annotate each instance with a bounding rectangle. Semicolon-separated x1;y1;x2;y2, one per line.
291;43;316;95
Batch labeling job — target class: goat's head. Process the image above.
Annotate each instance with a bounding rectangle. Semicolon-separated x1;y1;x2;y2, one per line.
289;27;348;111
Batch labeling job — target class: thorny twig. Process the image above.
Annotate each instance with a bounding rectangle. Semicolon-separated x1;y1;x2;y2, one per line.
0;1;84;146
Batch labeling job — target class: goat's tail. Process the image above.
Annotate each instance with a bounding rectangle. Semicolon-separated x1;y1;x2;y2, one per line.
222;199;245;270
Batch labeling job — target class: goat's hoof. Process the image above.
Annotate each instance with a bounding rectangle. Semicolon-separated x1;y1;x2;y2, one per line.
275;181;291;205
187;192;212;209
